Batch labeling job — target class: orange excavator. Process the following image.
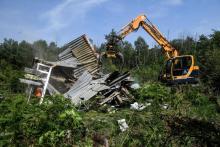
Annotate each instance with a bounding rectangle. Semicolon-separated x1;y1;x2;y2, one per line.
102;14;200;84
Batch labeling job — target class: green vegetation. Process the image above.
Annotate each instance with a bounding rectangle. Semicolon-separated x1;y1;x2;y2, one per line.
0;95;84;146
1;83;220;146
0;30;220;146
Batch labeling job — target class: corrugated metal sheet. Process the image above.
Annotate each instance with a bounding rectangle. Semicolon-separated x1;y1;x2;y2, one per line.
64;71;109;104
31;58;79;68
58;35;100;78
45;58;79;68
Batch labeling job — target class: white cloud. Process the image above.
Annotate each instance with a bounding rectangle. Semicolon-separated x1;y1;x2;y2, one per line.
0;0;185;44
0;0;110;44
43;0;109;31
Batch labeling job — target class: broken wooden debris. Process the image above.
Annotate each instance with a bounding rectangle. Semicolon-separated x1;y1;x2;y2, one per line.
20;34;136;106
99;91;120;105
19;79;42;86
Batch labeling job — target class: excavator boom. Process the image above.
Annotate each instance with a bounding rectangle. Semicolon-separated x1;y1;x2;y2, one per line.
117;14;178;59
117;15;146;39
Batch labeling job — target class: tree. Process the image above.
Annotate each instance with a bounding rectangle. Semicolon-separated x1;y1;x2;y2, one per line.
19;40;34;67
32;40;48;60
205;31;220;90
171;36;196;55
0;39;22;68
121;41;135;68
134;36;149;66
104;29;123;53
195;31;220;91
148;45;164;65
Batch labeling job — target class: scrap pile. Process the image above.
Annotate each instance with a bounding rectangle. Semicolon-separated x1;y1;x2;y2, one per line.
20;35;137;106
97;71;134;106
64;70;135;105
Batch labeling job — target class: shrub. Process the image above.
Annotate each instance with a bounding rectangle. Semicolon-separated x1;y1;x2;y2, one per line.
0;94;83;146
138;82;171;102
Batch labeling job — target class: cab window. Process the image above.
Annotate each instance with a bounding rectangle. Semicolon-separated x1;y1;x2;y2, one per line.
172;56;192;76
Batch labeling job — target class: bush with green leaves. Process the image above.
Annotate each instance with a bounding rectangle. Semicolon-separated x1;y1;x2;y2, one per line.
0;94;84;146
0;60;24;93
132;65;161;83
184;86;209;106
82;109;167;146
137;82;171;102
183;86;218;120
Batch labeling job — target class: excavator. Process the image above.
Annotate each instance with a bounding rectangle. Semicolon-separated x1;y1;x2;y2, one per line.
101;14;200;85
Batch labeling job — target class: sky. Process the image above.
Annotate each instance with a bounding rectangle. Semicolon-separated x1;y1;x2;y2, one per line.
0;0;219;47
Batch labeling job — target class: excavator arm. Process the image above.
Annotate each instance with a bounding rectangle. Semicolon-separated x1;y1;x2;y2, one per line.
141;21;178;59
117;15;146;39
116;14;178;59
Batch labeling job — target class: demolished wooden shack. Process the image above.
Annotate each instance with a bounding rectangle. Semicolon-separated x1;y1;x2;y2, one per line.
20;34;136;105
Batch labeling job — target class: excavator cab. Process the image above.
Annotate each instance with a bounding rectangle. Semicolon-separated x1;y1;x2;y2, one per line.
162;55;199;84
